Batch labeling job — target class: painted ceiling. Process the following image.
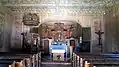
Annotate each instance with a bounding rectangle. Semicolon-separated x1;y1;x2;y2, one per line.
0;0;117;13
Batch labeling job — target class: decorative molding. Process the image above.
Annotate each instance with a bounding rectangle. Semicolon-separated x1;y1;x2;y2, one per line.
8;6;105;15
22;13;40;26
1;0;115;6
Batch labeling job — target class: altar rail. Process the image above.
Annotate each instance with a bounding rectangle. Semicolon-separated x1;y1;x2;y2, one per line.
0;52;41;67
72;53;119;67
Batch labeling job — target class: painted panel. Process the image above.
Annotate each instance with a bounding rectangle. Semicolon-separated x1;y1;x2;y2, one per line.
0;13;4;48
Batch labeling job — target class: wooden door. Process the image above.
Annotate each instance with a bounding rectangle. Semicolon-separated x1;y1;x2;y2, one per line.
44;40;49;54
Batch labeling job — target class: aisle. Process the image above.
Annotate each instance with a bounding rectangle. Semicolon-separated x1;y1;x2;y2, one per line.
41;54;72;67
41;62;71;67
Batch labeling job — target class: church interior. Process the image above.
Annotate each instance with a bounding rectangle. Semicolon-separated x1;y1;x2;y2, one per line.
0;0;119;67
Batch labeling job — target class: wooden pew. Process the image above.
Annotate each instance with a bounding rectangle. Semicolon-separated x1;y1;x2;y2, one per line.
81;55;119;67
15;61;23;67
0;55;29;67
73;53;119;67
0;52;41;67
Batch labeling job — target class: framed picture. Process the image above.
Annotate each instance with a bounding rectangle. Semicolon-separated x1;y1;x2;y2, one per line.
70;40;75;46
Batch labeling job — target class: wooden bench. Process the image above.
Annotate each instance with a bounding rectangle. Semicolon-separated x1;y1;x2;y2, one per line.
0;52;41;67
72;53;119;67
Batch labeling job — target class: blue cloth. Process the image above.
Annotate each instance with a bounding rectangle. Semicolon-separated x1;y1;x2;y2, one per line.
51;45;66;50
50;43;67;53
74;44;81;54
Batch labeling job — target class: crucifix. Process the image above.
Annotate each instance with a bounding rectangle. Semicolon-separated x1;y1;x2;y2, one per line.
95;30;104;45
95;20;104;52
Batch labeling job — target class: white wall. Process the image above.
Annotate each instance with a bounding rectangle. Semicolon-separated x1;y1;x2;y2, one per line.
0;6;13;52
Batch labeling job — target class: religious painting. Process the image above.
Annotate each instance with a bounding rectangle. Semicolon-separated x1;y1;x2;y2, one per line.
93;20;101;32
82;27;91;41
70;40;75;47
